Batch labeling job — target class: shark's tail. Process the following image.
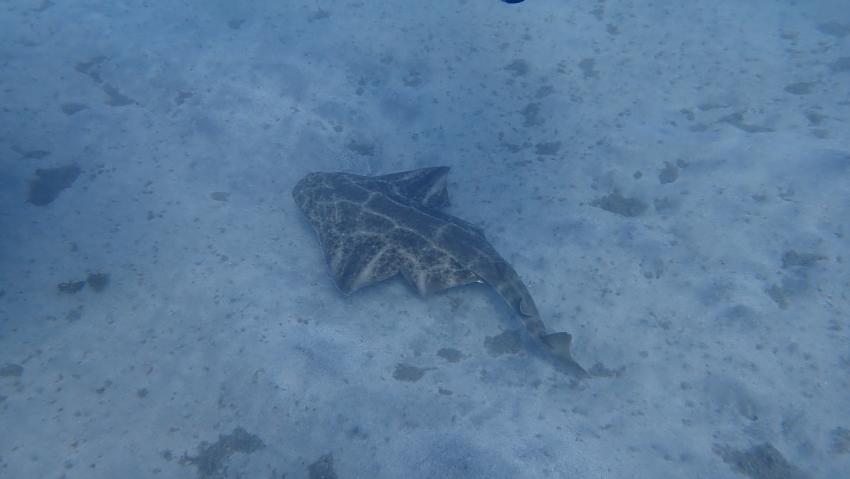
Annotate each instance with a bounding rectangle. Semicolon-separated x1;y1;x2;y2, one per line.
541;332;590;378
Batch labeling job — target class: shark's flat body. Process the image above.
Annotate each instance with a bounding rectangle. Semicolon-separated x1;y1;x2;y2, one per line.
293;167;587;377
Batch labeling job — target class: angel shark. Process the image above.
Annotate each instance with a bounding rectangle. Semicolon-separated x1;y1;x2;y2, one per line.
293;167;588;377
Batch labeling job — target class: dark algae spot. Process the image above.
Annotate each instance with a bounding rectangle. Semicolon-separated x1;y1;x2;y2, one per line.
28;165;81;206
175;91;193;105
592;192;648;217
766;284;789;309
520;102;543;127
65;306;83;322
714;443;810;479
535;85;554;98
578;58;598;78
346;140;376;156
392;363;429;382
658;161;679;184
484;330;522;356
588;362;625;378
180;427;265;479
308;453;337;479
719;112;774;133
535;141;561;156
828;57;850;73
58;280;86;294
831;427;850;454
13;146;50;159
818;22;850;38
504;59;530;76
781;250;826;268
75;56;107;82
0;364;23;378
61;102;88;115
102;83;136;106
784;82;815;95
73;56;137;106
308;9;330;22
86;272;110;292
437;348;463;363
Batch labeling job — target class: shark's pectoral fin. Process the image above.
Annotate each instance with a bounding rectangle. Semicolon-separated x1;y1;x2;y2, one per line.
400;261;480;296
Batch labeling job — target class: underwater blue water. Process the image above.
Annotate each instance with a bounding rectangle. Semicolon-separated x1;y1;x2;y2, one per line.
1;1;848;478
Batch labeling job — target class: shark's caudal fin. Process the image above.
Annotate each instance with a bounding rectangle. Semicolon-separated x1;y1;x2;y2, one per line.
541;332;573;356
541;332;590;378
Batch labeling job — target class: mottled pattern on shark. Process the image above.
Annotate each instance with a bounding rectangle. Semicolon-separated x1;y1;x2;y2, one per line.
293;167;587;377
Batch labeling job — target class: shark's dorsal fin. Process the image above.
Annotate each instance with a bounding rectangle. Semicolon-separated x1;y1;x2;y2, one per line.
378;166;450;210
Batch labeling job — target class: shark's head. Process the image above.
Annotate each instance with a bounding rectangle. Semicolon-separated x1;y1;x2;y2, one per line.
292;172;331;212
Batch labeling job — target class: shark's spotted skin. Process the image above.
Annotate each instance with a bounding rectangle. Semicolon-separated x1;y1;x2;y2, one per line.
293;167;588;377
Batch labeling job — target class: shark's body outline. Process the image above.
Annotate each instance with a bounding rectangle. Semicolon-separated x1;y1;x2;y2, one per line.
293;166;588;377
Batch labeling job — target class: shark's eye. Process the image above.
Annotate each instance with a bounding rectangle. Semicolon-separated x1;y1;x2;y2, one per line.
516;298;532;317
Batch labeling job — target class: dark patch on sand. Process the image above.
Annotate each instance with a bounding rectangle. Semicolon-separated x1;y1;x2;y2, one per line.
784;82;816;95
520;103;543;127
392;364;429;382
588;362;625;378
32;0;54;12
346;140;376;156
484;330;522;357
61;102;88;115
87;272;110;292
781;250;826;268
308;9;330;22
102;83;136;106
180;427;265;479
535;85;555;99
592;191;648;217
58;280;86;294
28;165;81;205
719;112;774;133
437;348;464;363
65;306;83;322
766;284;789;309
535;141;561;156
308;453;337;479
828;57;850;73
714;443;809;479
818;23;850;38
578;58;598;78
175;91;193;105
13;146;50;160
75;56;107;82
658;161;679;184
504;59;530;76
74;56;136;106
831;427;850;454
0;364;23;378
